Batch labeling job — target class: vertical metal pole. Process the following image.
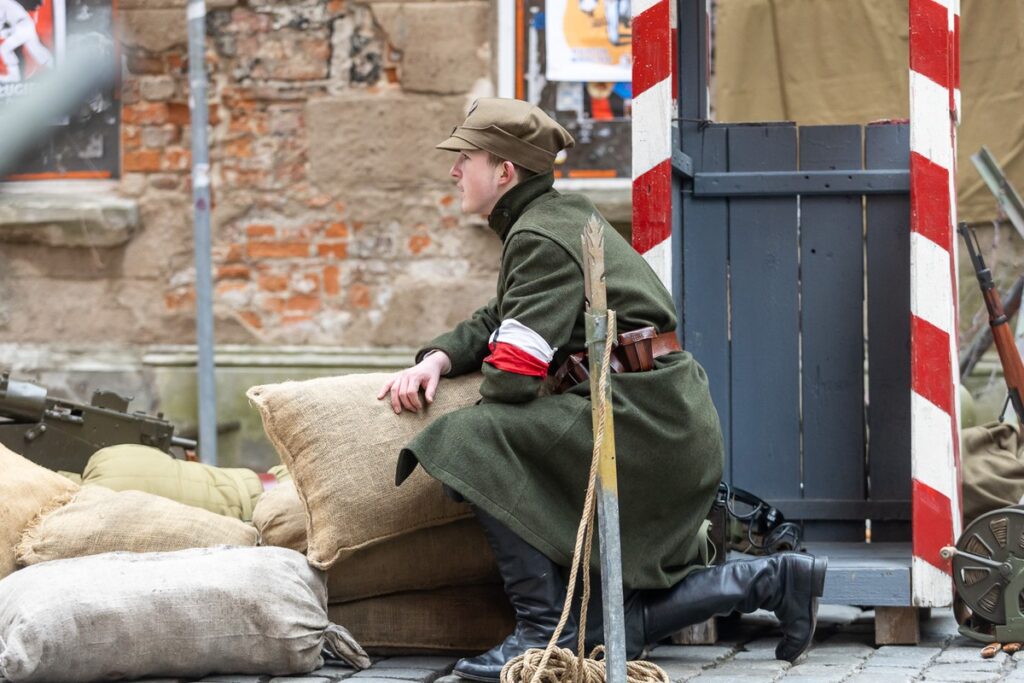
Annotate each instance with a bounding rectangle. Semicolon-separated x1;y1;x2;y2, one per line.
583;217;626;683
187;0;217;464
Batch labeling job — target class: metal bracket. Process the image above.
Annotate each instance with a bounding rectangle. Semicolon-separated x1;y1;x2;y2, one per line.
671;125;694;179
694;169;910;197
971;146;1024;242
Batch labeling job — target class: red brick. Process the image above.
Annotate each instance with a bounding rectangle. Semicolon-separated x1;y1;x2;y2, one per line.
258;275;288;292
261;296;286;313
216;281;249;296
316;242;347;259
162;148;192;172
123;102;169;125
285;294;320;312
225;138;254;158
167;102;192;126
217;265;251;280
349;283;371;309
440;194;455;207
225;243;245;263
408;234;431;255
123;150;162;172
323;265;340;296
122;125;141;150
325;222;349;238
247;241;310;259
165;288;195;311
238;310;262;329
246;224;276;238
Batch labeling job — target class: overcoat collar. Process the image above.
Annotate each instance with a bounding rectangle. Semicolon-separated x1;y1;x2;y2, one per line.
487;172;556;241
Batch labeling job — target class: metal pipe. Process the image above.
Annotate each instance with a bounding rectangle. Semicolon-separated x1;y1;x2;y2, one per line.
187;0;217;464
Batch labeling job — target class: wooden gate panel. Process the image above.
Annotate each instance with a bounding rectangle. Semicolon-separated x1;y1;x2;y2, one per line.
727;124;801;498
865;122;913;542
799;125;868;541
681;124;732;474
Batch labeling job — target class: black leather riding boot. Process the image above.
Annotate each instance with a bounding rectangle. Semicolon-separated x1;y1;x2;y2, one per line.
453;509;576;682
642;553;827;662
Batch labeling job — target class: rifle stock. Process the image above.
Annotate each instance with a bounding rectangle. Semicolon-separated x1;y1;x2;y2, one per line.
959;222;1024;426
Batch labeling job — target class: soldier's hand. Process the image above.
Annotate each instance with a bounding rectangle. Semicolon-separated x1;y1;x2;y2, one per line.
377;352;451;414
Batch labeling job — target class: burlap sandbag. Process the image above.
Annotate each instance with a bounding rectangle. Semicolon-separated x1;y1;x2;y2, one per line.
247;372;483;569
963;421;1024;523
16;485;258;566
0;546;370;683
328;518;498;602
253;480;307;552
328;583;514;655
0;444;77;580
253;479;498;598
83;444;264;521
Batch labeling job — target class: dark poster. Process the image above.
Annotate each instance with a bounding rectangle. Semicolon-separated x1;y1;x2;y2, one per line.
2;0;119;180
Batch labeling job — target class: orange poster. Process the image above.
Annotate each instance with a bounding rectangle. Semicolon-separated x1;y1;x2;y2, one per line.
545;0;631;82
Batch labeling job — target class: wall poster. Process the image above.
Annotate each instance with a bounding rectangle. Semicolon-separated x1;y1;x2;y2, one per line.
517;0;632;180
2;0;119;180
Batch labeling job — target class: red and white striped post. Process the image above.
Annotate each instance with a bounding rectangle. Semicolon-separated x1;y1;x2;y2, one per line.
631;0;676;285
909;0;961;606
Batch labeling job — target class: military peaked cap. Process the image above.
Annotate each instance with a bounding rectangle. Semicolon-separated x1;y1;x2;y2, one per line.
436;98;575;174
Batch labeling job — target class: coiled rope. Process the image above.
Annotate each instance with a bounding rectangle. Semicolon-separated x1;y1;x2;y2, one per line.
500;310;670;683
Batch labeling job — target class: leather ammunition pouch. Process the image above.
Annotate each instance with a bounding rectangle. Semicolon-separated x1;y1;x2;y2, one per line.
552;326;681;394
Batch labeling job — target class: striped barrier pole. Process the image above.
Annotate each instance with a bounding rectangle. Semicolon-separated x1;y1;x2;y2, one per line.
909;0;962;607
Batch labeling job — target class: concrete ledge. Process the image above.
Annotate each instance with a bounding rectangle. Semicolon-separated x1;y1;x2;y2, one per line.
0;192;140;247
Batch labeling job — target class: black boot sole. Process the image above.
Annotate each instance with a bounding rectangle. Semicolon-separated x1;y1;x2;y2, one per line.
777;555;828;664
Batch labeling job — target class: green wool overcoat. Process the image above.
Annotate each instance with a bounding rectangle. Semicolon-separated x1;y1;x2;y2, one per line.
397;172;723;590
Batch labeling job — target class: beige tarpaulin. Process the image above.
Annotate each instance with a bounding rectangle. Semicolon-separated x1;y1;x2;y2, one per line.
714;0;1024;224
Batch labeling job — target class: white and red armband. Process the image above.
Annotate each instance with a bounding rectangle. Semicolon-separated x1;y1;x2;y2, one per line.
483;319;556;378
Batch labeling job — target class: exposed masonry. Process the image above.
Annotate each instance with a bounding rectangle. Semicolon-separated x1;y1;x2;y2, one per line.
0;0;494;346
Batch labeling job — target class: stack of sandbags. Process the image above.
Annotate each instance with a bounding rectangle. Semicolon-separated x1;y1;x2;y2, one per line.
82;444;265;521
963;420;1024;523
249;372;515;653
0;546;369;683
16;484;258;566
0;443;78;581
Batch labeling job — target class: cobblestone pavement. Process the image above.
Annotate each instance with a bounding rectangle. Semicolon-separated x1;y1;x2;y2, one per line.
102;607;1024;682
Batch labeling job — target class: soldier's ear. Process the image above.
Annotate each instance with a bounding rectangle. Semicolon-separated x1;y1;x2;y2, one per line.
500;161;517;184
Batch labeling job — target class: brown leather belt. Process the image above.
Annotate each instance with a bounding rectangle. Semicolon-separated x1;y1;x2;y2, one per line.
552;326;681;394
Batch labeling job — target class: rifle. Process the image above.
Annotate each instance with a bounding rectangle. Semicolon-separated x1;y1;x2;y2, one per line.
0;370;196;473
959;222;1024;427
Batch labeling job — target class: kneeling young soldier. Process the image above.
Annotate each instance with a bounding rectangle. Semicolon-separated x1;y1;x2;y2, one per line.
379;98;827;681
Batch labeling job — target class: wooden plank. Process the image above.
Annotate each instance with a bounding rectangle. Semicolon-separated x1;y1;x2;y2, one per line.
727;124;801;500
875;607;920;645
671;619;718;645
799;125;867;542
865;123;912;543
682;124;731;475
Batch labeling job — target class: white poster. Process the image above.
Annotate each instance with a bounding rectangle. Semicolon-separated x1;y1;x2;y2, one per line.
545;0;631;83
0;0;63;96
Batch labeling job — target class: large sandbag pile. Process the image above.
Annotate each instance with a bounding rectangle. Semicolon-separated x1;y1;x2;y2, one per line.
83;444;265;521
16;485;257;566
963;421;1024;523
0;443;78;581
0;546;369;683
250;372;510;653
329;584;515;654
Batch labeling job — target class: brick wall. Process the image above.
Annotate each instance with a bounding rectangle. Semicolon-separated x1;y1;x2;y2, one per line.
0;0;499;347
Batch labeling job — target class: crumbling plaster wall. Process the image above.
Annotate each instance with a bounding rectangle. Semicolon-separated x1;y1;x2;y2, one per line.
0;0;502;348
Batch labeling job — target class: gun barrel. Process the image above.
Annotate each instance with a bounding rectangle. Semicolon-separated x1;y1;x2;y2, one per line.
0;373;48;422
170;435;198;450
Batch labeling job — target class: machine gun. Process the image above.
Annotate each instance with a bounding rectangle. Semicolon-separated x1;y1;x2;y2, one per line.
0;370;197;473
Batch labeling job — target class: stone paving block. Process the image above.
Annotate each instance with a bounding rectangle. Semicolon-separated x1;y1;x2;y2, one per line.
374;657;457;671
785;662;860;676
845;668;919;683
314;666;361;681
352;669;437;681
921;663;1007;682
643;660;705;681
865;646;941;668
335;679;420;683
935;645;1006;664
647;644;737;666
799;653;870;668
268;678;331;683
710;659;790;674
777;675;846;683
805;634;875;655
201;676;273;682
690;674;777;683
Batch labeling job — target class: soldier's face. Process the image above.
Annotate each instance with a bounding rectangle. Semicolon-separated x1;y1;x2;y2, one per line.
450;150;505;217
